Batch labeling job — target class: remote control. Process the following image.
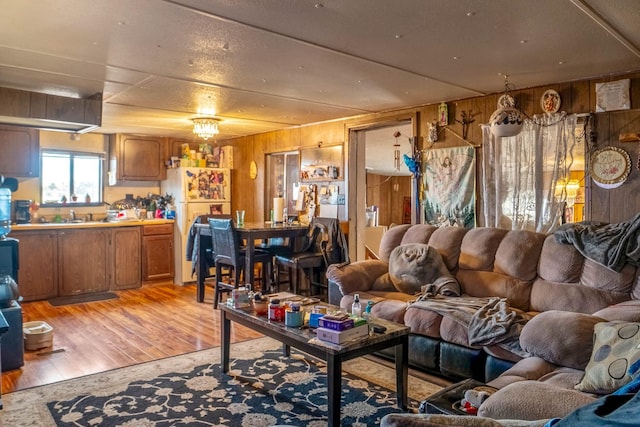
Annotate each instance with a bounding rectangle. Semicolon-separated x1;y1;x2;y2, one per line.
372;324;387;333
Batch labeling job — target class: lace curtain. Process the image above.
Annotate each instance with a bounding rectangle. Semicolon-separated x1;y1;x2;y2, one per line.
481;113;579;233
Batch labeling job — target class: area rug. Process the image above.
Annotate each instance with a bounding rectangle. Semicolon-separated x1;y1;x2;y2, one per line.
0;337;442;427
47;292;119;307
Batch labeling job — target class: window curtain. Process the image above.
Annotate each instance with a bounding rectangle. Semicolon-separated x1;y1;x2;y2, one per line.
481;113;578;233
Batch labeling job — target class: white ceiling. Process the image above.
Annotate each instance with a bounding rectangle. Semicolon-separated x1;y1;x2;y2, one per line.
1;0;640;143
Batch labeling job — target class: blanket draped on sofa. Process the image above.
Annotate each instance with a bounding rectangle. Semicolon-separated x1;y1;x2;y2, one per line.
554;213;640;272
411;296;531;358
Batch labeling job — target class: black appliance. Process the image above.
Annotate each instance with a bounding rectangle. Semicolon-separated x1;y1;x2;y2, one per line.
0;237;24;373
14;199;31;224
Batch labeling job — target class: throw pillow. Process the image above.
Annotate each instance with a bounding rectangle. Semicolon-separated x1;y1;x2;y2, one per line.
575;321;640;394
387;243;458;295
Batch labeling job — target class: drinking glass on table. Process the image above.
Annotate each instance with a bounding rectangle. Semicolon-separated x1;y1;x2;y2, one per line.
236;210;245;227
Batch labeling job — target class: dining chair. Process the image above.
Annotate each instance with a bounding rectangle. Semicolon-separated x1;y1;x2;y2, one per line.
208;218;273;308
273;217;348;298
192;214;232;303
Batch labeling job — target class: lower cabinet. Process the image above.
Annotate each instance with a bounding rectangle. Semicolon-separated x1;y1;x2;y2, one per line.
11;225;144;300
110;227;141;290
12;230;58;301
58;228;109;295
142;224;174;282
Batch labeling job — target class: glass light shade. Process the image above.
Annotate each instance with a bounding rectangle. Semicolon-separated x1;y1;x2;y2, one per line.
192;118;219;140
489;106;524;137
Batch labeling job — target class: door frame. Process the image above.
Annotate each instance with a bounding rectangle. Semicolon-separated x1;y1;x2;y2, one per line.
344;112;418;261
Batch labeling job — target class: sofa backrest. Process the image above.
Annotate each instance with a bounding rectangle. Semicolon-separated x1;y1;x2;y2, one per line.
531;235;639;314
379;225;639;314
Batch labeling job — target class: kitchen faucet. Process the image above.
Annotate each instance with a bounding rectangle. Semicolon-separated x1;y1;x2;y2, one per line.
69;209;76;221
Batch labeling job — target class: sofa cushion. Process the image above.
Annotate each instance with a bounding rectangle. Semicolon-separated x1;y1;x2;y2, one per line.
457;270;532;311
575;321;640;394
519;311;603;370
387;243;458;295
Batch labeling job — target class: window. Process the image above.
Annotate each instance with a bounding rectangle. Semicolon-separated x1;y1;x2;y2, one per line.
41;150;104;206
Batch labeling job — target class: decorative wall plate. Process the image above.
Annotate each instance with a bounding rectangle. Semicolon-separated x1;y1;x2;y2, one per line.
589;146;631;189
541;89;561;113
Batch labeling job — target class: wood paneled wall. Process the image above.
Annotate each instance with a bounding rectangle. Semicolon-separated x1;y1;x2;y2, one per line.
225;71;640;226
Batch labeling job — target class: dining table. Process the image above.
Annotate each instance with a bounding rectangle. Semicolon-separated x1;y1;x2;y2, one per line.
194;221;309;301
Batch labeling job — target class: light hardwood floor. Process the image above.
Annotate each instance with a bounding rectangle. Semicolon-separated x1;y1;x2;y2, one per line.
2;283;262;393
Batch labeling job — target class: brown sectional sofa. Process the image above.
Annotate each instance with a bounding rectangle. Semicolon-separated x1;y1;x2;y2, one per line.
326;224;640;420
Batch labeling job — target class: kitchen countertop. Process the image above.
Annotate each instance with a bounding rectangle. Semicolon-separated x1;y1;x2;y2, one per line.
10;219;174;231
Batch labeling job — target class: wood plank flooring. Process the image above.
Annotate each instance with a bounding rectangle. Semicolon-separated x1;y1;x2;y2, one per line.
2;283;262;393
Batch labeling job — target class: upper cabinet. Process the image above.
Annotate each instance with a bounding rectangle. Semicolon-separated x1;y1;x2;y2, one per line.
0;125;39;177
109;134;168;181
0;86;102;133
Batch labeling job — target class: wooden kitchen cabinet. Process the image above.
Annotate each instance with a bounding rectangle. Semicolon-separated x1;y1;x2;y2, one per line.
142;224;174;282
58;228;109;295
110;134;168;181
10;230;57;301
0;125;40;177
110;226;141;290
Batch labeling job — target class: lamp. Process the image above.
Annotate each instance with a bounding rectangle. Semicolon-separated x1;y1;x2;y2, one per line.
555;178;581;207
489;75;524;138
393;131;402;171
191;117;219;140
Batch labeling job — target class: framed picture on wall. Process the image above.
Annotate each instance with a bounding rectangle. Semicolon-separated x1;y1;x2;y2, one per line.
403;197;412;224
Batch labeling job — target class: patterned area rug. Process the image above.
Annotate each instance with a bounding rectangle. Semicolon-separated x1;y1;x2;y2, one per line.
0;337;442;427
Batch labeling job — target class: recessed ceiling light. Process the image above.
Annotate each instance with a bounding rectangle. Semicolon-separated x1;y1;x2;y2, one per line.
395;34;403;39
520;40;528;44
466;12;476;17
315;3;323;8
453;56;459;60
558;61;565;65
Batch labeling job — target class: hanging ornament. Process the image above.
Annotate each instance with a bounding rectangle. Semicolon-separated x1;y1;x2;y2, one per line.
489;75;524;138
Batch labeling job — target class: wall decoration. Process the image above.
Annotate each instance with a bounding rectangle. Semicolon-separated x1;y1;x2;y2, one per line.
589;146;631;189
596;79;630;112
541;89;561;114
403;197;412;224
438;102;448;126
422;146;476;228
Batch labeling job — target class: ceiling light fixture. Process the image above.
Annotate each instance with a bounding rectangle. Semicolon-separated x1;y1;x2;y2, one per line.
191;117;219;140
488;75;524;138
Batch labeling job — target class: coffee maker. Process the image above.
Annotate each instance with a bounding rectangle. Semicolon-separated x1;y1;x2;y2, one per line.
14;200;31;224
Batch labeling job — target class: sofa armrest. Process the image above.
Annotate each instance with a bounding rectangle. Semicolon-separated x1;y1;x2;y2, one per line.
592;299;640;322
380;413;549;426
519;310;605;370
326;259;389;298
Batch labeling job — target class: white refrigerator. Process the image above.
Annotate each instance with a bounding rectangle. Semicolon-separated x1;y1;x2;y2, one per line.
161;167;231;284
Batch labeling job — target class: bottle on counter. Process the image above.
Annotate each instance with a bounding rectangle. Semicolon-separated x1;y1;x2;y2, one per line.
351;293;362;317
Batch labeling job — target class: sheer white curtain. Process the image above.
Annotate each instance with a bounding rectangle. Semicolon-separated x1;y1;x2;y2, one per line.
481;113;578;233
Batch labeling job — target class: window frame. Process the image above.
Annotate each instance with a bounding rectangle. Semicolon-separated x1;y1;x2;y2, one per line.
40;149;105;208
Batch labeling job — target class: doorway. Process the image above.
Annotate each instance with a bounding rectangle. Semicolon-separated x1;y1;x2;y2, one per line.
347;114;417;261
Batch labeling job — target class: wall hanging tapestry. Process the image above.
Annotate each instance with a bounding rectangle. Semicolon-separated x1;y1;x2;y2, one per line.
422;146;476;228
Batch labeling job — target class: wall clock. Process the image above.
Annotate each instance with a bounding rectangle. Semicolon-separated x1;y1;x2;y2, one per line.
249;160;258;180
589;146;631;189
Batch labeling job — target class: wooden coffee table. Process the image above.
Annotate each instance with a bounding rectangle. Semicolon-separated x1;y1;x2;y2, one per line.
219;296;410;427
